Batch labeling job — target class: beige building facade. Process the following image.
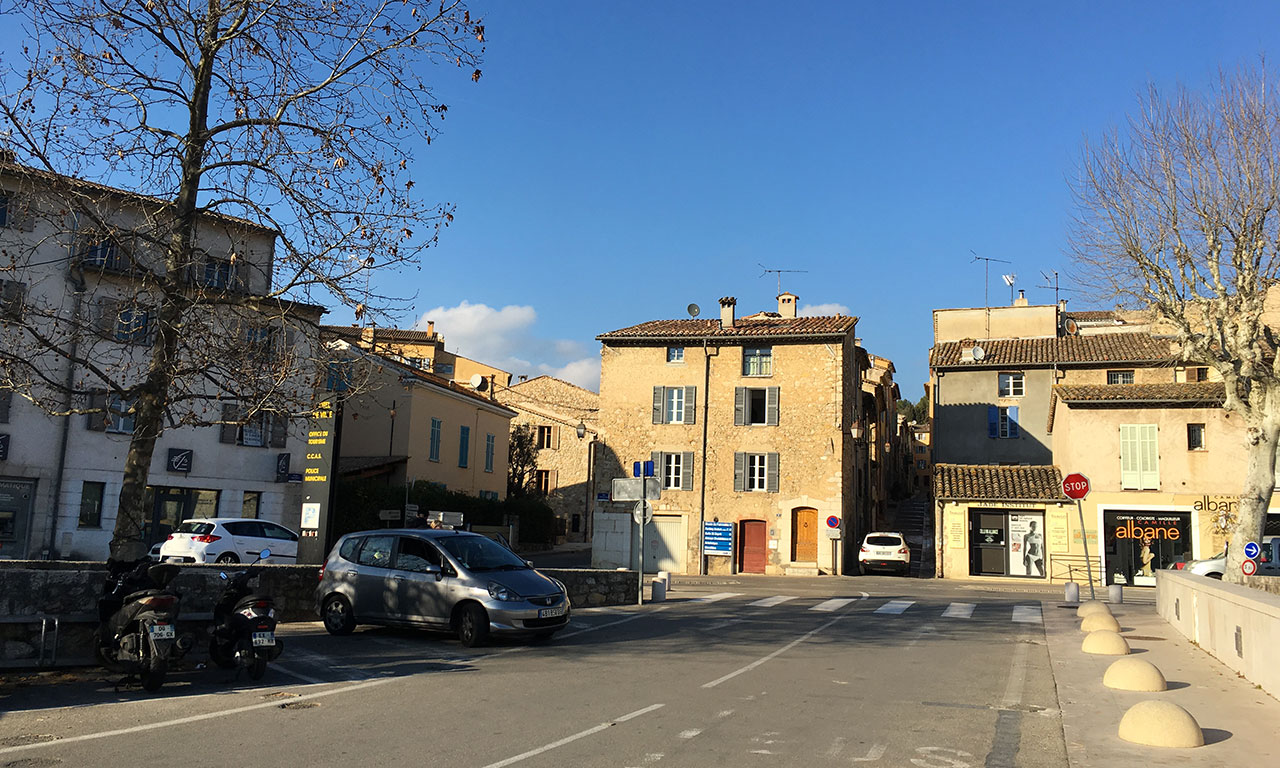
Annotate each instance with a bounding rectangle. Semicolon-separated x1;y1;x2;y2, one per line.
592;294;867;576
323;324;512;387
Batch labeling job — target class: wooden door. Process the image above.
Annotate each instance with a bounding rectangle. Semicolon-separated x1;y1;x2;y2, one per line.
739;520;767;574
792;508;818;562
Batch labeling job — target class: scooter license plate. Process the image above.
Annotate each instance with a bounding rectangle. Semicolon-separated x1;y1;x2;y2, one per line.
538;605;566;619
148;623;175;639
252;631;276;647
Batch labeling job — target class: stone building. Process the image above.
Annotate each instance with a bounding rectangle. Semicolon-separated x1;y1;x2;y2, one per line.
323;323;512;387
592;293;867;576
495;376;601;543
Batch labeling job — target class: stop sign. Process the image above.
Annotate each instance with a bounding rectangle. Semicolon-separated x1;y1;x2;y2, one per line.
1062;472;1090;500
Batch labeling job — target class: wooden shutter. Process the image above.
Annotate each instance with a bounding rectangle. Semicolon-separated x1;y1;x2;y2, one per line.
96;298;120;336
1139;424;1159;490
684;386;697;425
651;450;662;483
652;386;664;424
0;388;10;423
766;453;780;493
548;469;558;493
0;280;25;318
85;391;107;431
987;406;998;439
1119;425;1139;489
551;425;560;450
733;452;745;492
734;387;745;426
766;386;780;426
1007;406;1019;438
220;403;239;444
681;451;693;491
269;412;288;448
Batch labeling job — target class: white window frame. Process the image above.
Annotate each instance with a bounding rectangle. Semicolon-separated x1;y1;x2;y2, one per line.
743;347;773;377
666;347;684;364
998;406;1014;438
745;453;768;491
1107;370;1135;385
106;395;136;434
997;372;1024;398
663;453;683;490
665;387;685;424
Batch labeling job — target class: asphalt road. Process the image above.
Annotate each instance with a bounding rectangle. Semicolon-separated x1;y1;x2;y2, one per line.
0;576;1069;768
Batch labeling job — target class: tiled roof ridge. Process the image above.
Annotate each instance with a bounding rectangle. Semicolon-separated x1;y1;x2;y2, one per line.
598;314;858;340
930;331;1175;367
507;374;600;397
1054;381;1225;403
933;463;1069;501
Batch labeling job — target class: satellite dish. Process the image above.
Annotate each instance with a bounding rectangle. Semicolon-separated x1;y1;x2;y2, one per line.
1063;318;1080;336
687;303;701;318
972;346;986;361
469;374;487;390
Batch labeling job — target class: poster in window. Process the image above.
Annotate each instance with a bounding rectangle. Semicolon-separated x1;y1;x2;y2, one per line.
1007;513;1046;578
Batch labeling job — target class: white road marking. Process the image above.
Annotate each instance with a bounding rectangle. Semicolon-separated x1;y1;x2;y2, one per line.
825;735;847;758
850;744;887;762
998;639;1031;710
906;624;935;648
749;595;797;608
810;597;856;612
559;606;669;639
643;754;664;763
717;709;735;718
679;729;702;739
0;678;395;757
479;703;665;768
703;618;746;631
1012;605;1042;624
942;602;976;619
270;663;326;685
702;616;843;688
874;599;915;615
695;592;743;603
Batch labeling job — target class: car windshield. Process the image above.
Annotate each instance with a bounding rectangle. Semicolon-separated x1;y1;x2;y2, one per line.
867;535;901;546
437;535;529;572
175;521;214;535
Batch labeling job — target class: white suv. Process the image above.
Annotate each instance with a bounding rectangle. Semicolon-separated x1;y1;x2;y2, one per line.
858;531;910;576
160;518;298;564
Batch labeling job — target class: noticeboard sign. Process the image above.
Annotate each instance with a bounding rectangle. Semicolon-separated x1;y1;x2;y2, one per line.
703;521;733;555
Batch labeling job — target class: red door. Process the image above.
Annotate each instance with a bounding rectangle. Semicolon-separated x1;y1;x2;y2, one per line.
739;520;767;574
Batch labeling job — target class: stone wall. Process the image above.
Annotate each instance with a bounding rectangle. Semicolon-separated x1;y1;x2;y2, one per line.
540;567;638;607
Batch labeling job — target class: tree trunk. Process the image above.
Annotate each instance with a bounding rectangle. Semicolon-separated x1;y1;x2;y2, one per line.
1225;406;1280;585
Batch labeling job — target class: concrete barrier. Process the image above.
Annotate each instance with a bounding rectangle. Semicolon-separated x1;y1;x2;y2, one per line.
1076;599;1111;618
1156;569;1280;699
1080;612;1121;633
1118;700;1203;748
1103;658;1167;692
1081;629;1130;655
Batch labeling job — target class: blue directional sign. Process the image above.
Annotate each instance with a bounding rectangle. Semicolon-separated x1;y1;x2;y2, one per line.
703;521;734;556
633;460;655;478
1244;541;1261;560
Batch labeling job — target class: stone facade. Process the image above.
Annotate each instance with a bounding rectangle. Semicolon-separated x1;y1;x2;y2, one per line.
495;377;601;542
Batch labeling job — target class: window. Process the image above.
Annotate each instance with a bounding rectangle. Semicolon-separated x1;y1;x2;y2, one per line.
1107;370;1135;385
0;279;25;320
478;490;500;501
485;433;495;473
1187;423;1205;451
1120;424;1159;490
735;386;779;426
115;306;150;343
435;362;454;376
537;425;557;449
0;388;11;423
107;395;136;434
987;406;1019;439
429;418;441;462
202;257;242;291
356;534;395;568
0;192;8;227
734;452;779;493
743;347;773;376
240;412;268;447
77;236;128;271
667;347;684;363
241;491;261;519
79;481;105;528
218;404;287;448
458;425;470;468
652;386;696;425
325;361;351;392
534;469;554;495
917;460;927;470
1190;367;1210;382
395;536;443;573
998;372;1024;398
244;325;278;361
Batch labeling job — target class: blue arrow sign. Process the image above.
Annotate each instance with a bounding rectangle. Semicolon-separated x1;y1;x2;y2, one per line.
1244;541;1261;560
633;460;655;478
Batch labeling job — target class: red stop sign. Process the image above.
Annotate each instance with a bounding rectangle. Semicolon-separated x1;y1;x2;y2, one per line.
1062;472;1090;500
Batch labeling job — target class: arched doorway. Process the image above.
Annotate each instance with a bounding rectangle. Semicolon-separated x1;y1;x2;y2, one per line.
791;507;818;563
739;520;767;574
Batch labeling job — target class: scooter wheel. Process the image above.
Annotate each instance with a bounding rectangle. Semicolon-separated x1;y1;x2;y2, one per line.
209;641;237;670
248;651;268;681
141;655;167;692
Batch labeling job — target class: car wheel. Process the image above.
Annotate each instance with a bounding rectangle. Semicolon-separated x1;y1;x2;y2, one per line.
215;552;240;564
456;604;490;648
857;562;867;576
321;595;357;636
1207;572;1223;580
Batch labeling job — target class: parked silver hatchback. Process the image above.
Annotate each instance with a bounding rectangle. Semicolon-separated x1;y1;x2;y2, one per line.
315;529;570;646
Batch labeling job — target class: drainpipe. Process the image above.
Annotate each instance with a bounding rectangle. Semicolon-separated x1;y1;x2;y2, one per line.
47;220;85;559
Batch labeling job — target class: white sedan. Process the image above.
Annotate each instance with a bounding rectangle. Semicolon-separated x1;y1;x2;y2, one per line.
160;517;298;564
858;531;911;575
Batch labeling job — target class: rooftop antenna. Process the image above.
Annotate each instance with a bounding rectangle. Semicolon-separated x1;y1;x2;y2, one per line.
758;263;808;295
1038;270;1080;306
1001;273;1017;304
971;250;1010;339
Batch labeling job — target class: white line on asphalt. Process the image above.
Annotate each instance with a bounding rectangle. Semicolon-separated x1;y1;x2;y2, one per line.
558;606;669;640
906;624;935;648
998;637;1031;710
702;618;745;631
873;600;914;615
679;729;702;739
695;592;742;603
849;744;887;762
701;616;843;689
271;663;326;685
1012;605;1043;624
478;703;665;768
748;595;797;608
810;598;857;612
942;602;976;619
717;710;734;718
0;678;395;757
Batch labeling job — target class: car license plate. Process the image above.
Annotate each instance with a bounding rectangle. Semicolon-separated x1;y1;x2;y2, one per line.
538;605;566;619
148;623;175;639
252;631;276;647
877;549;893;556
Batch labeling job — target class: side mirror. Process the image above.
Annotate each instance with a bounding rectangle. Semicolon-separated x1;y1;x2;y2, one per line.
423;564;442;575
525;560;534;568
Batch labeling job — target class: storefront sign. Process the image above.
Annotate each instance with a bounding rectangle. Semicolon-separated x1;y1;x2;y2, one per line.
1048;508;1070;552
1113;516;1182;540
1192;495;1238;514
1103;511;1191;587
1008;513;1046;578
947;517;965;549
166;448;192;473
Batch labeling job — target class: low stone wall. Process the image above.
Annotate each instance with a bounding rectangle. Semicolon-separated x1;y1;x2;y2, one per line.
540;568;638;607
1157;570;1280;698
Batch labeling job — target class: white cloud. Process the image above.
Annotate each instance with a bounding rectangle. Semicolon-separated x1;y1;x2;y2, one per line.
414;301;600;391
799;302;851;317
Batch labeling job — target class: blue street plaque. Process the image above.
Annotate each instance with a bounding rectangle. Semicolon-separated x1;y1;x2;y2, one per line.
1244;541;1261;560
703;521;734;556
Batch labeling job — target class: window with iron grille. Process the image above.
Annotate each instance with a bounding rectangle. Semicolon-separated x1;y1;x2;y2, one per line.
1107;370;1135;385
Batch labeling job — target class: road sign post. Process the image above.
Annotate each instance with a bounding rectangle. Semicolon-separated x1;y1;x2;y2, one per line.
1243;559;1258;576
632;460;655;606
1061;472;1095;600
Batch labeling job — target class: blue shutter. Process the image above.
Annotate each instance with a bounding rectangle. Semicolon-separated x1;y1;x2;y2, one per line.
987;406;998;439
1008;406;1019;438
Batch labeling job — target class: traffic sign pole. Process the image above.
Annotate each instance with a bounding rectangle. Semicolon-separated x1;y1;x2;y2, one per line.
1062;473;1096;601
1077;499;1096;600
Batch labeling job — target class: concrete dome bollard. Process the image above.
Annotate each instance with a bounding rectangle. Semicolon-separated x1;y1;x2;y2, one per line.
1104;658;1167;692
1076;599;1112;618
1118;701;1204;747
1082;629;1130;655
1081;612;1122;633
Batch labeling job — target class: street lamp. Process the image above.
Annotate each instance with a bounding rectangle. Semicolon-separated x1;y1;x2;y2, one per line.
576;421;587;439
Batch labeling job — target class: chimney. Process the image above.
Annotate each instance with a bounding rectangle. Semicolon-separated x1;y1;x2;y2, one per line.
777;292;798;319
426;320;435;337
1058;299;1068;312
1013;289;1028;307
719;296;737;328
361;326;375;348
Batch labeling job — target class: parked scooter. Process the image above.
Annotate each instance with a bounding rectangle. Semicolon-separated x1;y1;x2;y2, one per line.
209;548;282;680
97;557;195;691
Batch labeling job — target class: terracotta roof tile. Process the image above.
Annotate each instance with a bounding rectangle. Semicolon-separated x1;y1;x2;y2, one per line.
598;315;857;341
1065;310;1120;323
930;332;1173;368
322;325;439;343
933;463;1069;501
1054;382;1225;404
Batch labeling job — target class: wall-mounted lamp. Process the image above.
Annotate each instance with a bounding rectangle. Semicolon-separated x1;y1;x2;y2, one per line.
849;422;864;440
576;421;587;439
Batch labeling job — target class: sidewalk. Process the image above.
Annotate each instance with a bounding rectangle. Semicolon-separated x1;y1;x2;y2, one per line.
1043;596;1280;767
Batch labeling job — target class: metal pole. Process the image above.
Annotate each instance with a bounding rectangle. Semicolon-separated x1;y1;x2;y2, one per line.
638;472;645;606
1077;499;1096;600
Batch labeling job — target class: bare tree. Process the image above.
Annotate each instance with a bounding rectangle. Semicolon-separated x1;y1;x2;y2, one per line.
1070;64;1280;583
507;424;539;498
0;0;484;559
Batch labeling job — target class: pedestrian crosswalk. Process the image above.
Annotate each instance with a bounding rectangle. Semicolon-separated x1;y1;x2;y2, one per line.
684;593;1043;624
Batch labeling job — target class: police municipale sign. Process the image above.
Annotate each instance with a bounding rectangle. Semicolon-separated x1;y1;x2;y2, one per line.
1062;472;1090;500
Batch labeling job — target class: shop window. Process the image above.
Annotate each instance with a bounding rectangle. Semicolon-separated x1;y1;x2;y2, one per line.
241;491;261;519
